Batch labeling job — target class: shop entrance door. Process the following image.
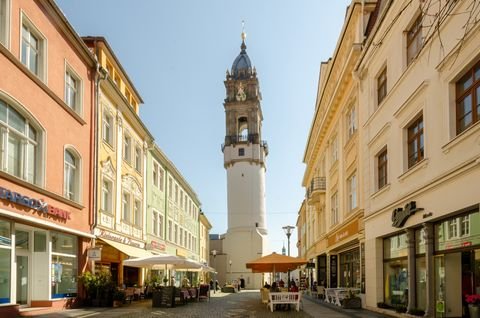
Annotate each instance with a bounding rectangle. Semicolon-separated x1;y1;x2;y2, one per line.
16;255;29;305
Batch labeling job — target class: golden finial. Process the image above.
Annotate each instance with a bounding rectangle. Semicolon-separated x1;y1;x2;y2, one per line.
241;20;246;41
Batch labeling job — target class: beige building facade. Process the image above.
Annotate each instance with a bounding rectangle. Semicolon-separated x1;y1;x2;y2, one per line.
355;0;480;317
301;0;376;296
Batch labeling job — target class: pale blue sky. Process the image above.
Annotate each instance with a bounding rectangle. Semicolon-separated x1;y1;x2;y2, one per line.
57;0;350;257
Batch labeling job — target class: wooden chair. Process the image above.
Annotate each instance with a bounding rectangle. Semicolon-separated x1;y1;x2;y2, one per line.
316;286;325;300
260;288;270;305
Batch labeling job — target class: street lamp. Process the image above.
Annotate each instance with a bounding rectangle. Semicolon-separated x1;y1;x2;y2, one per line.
282;225;295;287
212;249;217;294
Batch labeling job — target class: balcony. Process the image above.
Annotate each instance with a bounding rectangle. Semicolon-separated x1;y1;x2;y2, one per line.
307;177;326;205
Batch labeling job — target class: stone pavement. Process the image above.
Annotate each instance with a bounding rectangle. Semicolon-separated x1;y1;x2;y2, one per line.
33;290;394;318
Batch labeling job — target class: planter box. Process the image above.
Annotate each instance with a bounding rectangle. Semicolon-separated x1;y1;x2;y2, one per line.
342;297;362;309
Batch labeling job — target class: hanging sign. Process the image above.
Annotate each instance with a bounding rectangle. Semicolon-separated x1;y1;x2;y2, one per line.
87;247;102;261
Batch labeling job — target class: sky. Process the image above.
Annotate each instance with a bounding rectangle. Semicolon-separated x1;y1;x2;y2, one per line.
56;0;351;257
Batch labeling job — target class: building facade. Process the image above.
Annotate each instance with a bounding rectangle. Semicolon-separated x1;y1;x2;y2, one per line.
301;0;375;298
83;37;154;288
356;0;480;316
217;31;268;289
146;144;204;284
0;0;96;315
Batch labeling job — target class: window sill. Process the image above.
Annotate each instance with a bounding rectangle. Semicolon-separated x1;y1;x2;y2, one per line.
398;158;429;182
0;170;84;209
102;140;115;152
442;121;480;154
370;183;391;199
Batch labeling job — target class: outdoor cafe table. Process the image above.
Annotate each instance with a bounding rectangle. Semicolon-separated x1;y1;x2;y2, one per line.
324;288;360;306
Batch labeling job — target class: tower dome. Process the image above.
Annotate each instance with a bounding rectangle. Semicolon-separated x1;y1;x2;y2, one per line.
231;32;252;79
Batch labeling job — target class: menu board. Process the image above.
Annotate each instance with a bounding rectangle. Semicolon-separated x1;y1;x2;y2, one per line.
152;287;175;307
330;255;338;288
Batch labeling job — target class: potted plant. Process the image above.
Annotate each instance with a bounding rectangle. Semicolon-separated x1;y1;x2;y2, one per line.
113;289;126;307
466;294;480;318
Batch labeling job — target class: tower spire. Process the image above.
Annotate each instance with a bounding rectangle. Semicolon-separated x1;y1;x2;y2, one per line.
241;20;247;52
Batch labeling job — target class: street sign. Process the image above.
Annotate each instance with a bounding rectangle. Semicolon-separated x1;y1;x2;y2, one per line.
87;247;102;261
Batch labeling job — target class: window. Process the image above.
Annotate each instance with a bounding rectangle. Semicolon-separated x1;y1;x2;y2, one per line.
180;190;184;208
346;107;356;139
102;112;113;146
159;168;164;191
168;177;173;198
175;184;179;203
377;148;388;189
0;0;10;47
377;67;387;105
153;211;158;235
168;220;172;241
180;228;183;246
460;215;470;237
122;192;130;221
101;177;113;213
407;14;423;66
134;145;141;172
123;134;131;163
174;224;178;244
456;61;480;134
331;136;338;164
0;220;11;304
407;115;424;168
348;173;357;211
51;232;77;298
447;215;470;239
65;67;82;114
0;99;40;184
21;19;45;78
134;200;141;226
64;149;80;202
238;148;245;156
153;161;158;187
331;192;339;225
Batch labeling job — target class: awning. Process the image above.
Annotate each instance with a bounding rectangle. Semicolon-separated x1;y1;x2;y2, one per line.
99;238;153;258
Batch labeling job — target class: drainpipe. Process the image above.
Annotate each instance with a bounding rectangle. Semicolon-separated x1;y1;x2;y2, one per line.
91;41;108;273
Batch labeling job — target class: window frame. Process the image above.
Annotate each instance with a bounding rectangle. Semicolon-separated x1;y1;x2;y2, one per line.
101;176;113;214
331;135;338;164
0;0;11;48
122;191;131;222
64;62;83;116
377;148;388;190
123;133;132;163
134;144;142;173
331;191;339;225
407;114;424;169
455;60;480;134
20;12;47;81
377;67;387;105
64;147;81;202
346;106;357;140
347;172;357;211
102;110;114;147
406;14;423;66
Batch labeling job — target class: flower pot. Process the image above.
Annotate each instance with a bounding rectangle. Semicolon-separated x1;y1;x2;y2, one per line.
469;304;480;318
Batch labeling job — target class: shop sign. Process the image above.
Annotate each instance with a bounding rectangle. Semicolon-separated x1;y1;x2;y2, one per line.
150;240;166;251
327;220;358;247
97;229;144;248
87;247;102;261
0;186;71;220
176;249;187;257
391;201;423;228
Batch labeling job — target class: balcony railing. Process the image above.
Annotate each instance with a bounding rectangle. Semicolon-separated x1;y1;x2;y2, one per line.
221;134;268;154
306;177;326;204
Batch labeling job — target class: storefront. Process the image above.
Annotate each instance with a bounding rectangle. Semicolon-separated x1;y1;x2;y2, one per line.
94;228;151;287
0;186;93;310
371;201;480;317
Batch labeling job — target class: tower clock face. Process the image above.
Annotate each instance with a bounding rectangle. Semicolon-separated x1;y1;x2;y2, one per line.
236;83;247;101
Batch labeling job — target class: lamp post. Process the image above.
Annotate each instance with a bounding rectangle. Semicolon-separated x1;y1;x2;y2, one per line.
282;225;295;287
212;249;217;294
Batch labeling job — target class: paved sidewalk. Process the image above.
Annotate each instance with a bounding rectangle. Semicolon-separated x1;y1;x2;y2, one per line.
34;290;393;318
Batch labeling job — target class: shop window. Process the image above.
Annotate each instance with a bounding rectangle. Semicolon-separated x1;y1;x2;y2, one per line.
436;212;477;251
51;232;77;298
34;231;46;252
340;249;360;288
0;98;42;184
456;60;480;134
384;233;408;307
0;219;11;304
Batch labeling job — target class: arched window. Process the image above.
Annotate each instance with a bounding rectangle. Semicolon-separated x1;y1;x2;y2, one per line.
237;116;248;138
0;97;42;184
64;148;80;201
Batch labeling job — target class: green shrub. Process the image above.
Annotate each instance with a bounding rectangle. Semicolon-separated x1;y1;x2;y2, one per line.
409;308;425;316
377;302;393;309
394;305;407;313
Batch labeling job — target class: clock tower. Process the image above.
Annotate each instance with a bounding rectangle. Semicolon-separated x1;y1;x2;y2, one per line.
221;31;268;289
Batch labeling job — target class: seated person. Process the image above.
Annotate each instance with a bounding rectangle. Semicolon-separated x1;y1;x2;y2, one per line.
181;277;190;288
270;282;280;292
279;279;285;288
263;281;271;289
289;280;299;292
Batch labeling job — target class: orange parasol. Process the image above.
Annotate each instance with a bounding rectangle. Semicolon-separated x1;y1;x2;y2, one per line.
246;252;308;274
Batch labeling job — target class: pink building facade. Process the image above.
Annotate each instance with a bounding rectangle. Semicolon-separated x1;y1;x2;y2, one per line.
0;0;96;316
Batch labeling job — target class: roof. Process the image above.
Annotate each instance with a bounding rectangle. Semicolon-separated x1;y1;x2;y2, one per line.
231;40;253;79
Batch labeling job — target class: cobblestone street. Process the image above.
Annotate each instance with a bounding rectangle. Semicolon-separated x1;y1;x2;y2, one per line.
33;290;393;318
